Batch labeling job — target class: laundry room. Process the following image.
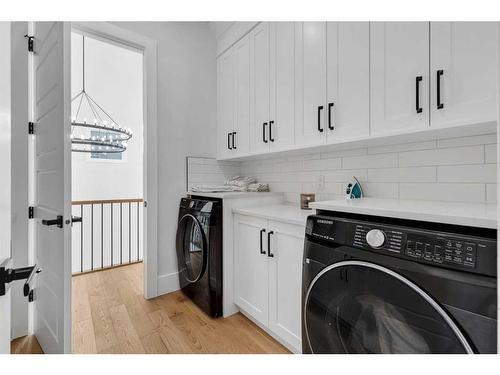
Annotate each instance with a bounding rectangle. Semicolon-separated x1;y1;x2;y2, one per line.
1;0;500;373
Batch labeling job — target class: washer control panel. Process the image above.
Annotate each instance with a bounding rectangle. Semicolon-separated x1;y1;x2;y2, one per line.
406;236;477;268
353;224;405;254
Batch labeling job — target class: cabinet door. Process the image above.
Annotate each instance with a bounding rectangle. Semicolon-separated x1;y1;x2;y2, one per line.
233;215;269;326
430;22;498;128
295;22;327;147
269;22;295;151
217;49;234;158
268;220;304;353
326;22;369;142
370;22;430;136
233;35;251;155
249;23;271;154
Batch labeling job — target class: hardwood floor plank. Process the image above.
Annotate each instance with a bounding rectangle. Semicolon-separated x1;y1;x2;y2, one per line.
72;275;92;323
73;319;97;354
140;332;169;354
10;335;43;354
108;304;145;354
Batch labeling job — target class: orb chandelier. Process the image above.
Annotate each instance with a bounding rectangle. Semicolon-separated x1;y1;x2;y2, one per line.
71;36;132;153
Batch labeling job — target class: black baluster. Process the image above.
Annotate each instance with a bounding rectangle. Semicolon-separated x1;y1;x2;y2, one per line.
101;203;104;269
111;203;113;267
137;201;140;261
120;203;123;265
91;204;94;270
80;204;84;273
129;202;131;263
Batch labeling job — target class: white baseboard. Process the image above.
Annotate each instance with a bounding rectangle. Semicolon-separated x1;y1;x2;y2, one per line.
157;271;180;296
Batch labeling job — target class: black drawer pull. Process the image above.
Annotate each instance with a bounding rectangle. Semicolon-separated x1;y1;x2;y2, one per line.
437;69;444;109
232;132;237;149
262;122;268;143
416;76;423;113
260;228;266;254
267;231;274;258
317;106;324;132
227;133;232;150
269;120;274;142
328;102;334;130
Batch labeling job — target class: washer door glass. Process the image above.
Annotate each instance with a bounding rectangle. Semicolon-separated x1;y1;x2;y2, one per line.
304;261;473;354
176;214;207;283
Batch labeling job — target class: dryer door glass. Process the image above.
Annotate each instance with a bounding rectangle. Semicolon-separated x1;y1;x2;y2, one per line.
176;214;207;283
304;261;473;354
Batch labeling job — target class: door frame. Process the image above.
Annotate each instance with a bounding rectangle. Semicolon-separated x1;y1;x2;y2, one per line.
70;22;159;299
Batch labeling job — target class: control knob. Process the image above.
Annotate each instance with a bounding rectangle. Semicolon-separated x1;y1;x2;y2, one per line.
366;229;386;248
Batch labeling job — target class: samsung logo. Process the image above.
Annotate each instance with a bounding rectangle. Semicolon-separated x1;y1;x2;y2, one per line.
317;219;334;225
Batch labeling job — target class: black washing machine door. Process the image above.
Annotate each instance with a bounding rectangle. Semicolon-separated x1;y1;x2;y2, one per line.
176;213;208;286
304;260;474;354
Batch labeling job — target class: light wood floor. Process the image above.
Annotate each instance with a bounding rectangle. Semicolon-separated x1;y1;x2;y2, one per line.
11;335;43;354
72;262;290;354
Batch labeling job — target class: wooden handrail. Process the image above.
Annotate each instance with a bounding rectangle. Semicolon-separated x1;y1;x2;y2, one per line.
72;198;144;205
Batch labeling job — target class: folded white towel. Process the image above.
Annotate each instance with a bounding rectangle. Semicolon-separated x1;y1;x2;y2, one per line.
247;183;269;192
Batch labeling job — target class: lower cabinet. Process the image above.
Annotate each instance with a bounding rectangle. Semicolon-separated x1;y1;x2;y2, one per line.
233;214;303;353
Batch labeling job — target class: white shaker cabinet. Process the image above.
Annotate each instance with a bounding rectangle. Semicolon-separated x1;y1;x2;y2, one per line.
233;214;269;327
217;35;250;158
370;22;430;136
430;22;498;128
326;22;370;142
233;213;304;353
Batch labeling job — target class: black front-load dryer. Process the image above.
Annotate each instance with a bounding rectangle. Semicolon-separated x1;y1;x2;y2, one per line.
302;211;497;354
176;197;222;317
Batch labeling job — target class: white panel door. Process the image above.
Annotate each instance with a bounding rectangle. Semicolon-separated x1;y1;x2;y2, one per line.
0;20;11;354
269;22;295;151
233;34;250;156
249;23;270;154
233;215;269;327
217;49;234;158
268;221;304;353
296;22;327;147
32;21;72;354
430;22;498;128
370;22;430;136
326;22;369;142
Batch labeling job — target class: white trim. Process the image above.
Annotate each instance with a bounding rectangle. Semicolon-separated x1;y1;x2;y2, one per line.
157;271;180;296
303;260;474;354
72;22;159;299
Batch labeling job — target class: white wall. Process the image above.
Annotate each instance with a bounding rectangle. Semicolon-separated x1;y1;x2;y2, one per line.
240;134;498;205
71;32;143;201
111;22;217;292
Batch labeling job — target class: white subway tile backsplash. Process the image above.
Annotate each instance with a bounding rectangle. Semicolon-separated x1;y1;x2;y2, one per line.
437;164;497;183
485;144;497;164
323;169;368;183
399;146;484;167
362;183;399;199
437;133;497;148
303;157;342;171
321;148;367;159
368;167;436;183
399;183;486;203
367;140;436;155
342;153;398;169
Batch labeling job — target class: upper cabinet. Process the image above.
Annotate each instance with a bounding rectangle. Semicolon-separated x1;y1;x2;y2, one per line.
370;22;430;136
216;22;498;160
430;22;498;128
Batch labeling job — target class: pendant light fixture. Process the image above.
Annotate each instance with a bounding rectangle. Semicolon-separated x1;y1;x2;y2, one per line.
71;35;132;153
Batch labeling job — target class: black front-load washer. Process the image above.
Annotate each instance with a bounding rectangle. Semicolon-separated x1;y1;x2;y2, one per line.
176;197;222;317
302;211;497;354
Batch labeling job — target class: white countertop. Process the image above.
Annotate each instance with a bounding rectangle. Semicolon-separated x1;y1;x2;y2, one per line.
188;191;283;199
310;198;497;229
232;204;313;227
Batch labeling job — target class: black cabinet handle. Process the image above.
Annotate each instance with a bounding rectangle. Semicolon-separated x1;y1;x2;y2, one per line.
232;132;237;149
328;102;334;130
262;122;268;143
415;76;423;113
269;121;274;142
227;133;232;150
42;215;63;228
259;228;266;255
267;231;274;257
317;106;324;132
437;69;444;109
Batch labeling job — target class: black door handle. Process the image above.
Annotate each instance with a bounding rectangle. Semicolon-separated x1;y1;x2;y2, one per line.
42;215;63;228
259;228;266;254
227;133;232;150
328;102;334;130
269;121;274;142
71;216;82;223
317;106;324;132
416;76;423;113
232;132;237;149
262;122;268;143
437;69;444;109
0;263;41;301
267;231;274;257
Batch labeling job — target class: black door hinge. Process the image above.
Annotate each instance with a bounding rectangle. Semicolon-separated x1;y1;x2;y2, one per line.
28;206;34;219
28;122;34;134
24;35;34;53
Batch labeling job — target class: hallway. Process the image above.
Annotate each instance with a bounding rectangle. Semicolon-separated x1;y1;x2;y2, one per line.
72;263;290;354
